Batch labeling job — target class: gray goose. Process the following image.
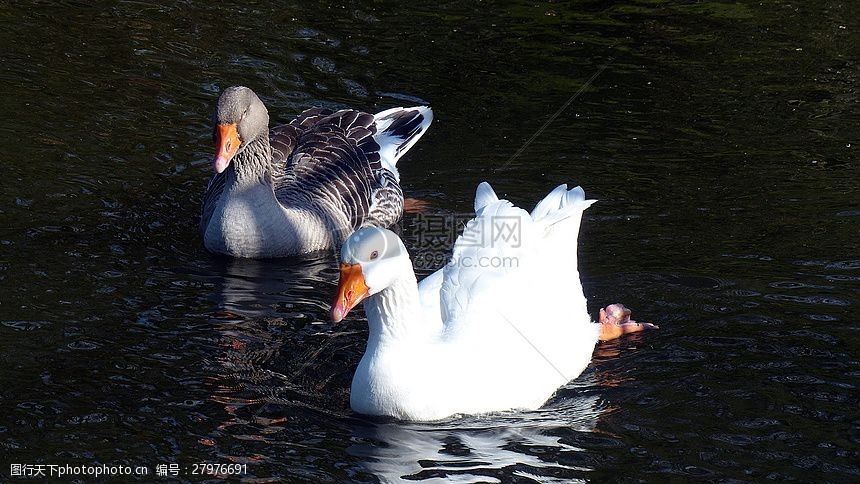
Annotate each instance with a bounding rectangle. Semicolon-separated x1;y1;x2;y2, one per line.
200;86;432;258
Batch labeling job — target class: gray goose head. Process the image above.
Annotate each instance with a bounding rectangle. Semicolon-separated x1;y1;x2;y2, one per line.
212;86;270;173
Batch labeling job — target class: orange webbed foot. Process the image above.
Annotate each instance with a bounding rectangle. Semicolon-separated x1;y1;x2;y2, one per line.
598;303;659;341
404;197;432;214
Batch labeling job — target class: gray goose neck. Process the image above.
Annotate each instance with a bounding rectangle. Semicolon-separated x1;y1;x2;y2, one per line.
228;136;272;188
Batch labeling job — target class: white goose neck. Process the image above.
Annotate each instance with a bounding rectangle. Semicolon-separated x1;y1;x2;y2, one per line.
364;270;422;343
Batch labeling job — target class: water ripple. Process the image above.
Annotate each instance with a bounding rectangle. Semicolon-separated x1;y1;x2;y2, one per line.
827;260;860;270
2;320;51;331
763;294;850;306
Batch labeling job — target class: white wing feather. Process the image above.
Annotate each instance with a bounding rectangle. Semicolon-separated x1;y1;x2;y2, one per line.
438;182;596;337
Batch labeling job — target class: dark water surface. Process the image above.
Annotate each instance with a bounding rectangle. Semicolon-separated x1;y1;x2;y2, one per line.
1;1;857;482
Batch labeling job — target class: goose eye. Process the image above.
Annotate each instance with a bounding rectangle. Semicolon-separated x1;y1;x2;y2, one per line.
370;250;379;260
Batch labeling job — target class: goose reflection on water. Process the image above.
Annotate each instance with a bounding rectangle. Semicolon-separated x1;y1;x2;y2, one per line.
348;375;610;483
203;252;355;406
204;253;337;319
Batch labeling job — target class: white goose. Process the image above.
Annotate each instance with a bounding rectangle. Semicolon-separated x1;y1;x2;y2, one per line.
330;182;656;421
200;86;432;258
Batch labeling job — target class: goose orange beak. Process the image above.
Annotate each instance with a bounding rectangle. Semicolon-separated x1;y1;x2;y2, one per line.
331;263;370;323
213;123;240;173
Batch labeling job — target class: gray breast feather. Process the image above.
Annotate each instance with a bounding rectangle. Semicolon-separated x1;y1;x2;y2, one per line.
200;171;226;237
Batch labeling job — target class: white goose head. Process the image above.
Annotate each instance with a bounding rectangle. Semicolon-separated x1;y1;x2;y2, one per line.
331;227;410;322
211;86;270;173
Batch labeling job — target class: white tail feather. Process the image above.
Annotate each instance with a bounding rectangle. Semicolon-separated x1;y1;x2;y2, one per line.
474;182;500;214
373;106;433;179
532;185;595;228
530;184;568;220
531;184;596;274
